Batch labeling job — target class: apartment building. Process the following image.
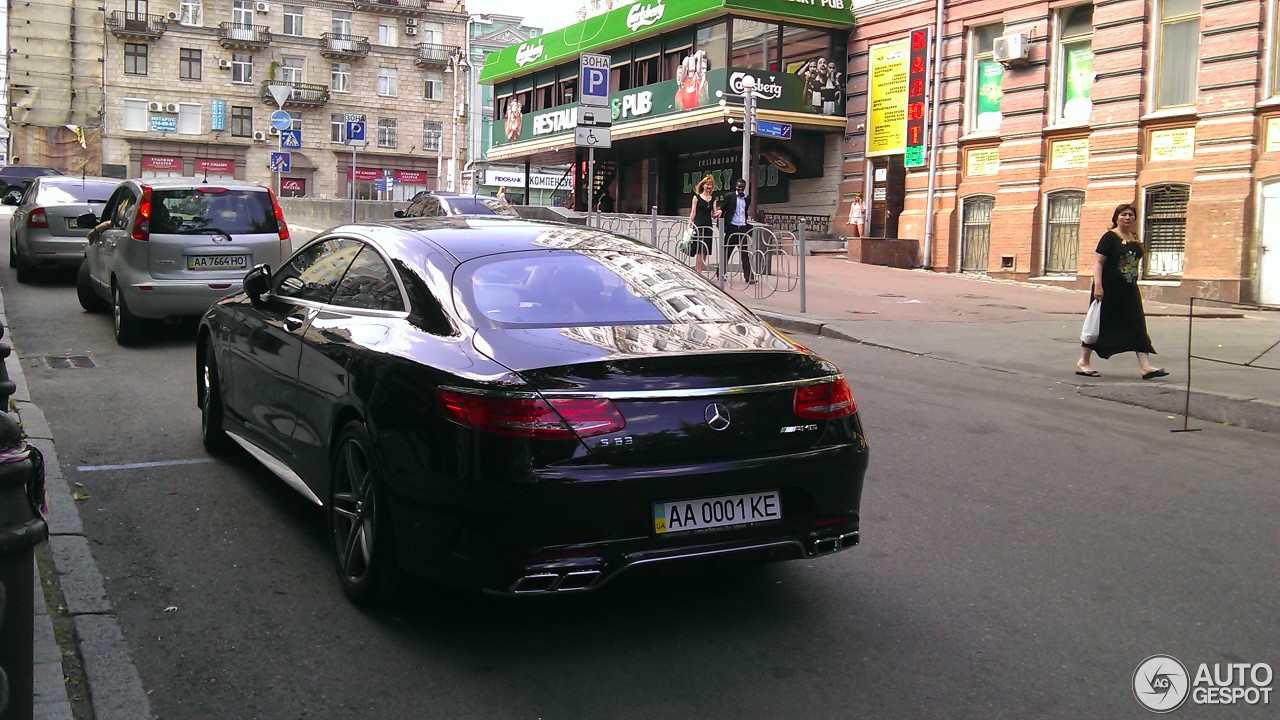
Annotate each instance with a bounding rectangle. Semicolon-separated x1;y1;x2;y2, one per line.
100;0;468;199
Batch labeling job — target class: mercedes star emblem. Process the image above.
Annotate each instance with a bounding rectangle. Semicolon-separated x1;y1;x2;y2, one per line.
704;402;731;431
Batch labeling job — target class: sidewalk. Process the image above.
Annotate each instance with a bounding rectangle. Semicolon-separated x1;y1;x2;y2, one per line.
728;254;1279;433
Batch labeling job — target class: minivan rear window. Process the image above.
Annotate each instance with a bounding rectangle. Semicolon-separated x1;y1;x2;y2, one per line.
151;187;279;235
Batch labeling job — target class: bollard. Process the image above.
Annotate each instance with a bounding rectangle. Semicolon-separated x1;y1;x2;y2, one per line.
0;320;47;720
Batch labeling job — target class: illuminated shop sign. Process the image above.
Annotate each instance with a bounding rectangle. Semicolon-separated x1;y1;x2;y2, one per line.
904;27;930;168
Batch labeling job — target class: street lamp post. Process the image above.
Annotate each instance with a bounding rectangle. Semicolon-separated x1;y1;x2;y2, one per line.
717;75;757;191
446;49;469;192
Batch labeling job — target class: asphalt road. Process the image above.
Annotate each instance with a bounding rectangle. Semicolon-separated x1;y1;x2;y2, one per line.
1;218;1276;719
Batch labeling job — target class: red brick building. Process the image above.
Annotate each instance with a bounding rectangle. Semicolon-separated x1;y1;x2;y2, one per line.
842;0;1279;306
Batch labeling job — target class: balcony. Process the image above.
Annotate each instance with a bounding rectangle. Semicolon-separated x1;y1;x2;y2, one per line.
261;81;330;107
352;0;433;17
320;33;371;60
415;43;460;69
108;11;167;40
219;23;272;50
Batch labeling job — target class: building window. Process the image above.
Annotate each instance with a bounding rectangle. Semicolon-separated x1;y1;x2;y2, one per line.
124;43;148;75
331;114;346;143
378;67;398;96
557;71;577;105
331;63;351;93
332;11;352;36
424;73;443;100
960;195;995;272
283;5;303;36
1143;184;1190;278
180;0;203;26
177;103;202;134
287;111;302;132
1054;7;1093;125
232;53;252;83
423;121;442;151
232;0;253;27
179;48;202;81
781;26;831;77
378;118;398;148
231;106;253;137
280;56;304;85
1044;191;1085;275
731;19;780;71
420;22;443;45
378;19;397;46
122;98;148;131
536;80;554;110
969;25;1004;133
1155;0;1200;109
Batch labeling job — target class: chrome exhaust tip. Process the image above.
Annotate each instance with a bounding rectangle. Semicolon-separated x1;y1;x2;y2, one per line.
812;530;859;555
509;569;603;594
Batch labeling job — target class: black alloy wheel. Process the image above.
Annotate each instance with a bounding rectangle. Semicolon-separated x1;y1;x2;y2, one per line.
2;187;21;205
329;421;398;605
111;283;142;345
77;261;108;313
199;339;231;455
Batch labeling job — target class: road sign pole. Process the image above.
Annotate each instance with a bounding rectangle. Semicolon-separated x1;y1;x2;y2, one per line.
588;146;595;228
351;143;357;222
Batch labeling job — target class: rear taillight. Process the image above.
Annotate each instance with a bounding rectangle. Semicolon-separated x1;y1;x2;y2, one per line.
27;207;48;229
794;379;857;420
132;186;152;241
436;389;625;439
268;188;290;241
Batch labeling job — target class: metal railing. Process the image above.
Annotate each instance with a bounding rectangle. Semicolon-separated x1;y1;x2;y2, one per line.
415;43;460;66
320;32;371;58
261;81;330;105
218;22;272;46
108;11;167;37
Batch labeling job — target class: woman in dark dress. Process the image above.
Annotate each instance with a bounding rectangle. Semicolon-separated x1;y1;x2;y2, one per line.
687;174;718;273
1076;203;1168;379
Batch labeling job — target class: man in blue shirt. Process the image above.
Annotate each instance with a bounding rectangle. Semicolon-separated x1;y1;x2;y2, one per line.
720;178;755;283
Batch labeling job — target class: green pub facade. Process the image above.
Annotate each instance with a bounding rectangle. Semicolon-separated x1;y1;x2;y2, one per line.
478;0;854;233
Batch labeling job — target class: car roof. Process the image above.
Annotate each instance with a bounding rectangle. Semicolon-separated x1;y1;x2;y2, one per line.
131;177;269;191
1;165;62;175
36;175;119;186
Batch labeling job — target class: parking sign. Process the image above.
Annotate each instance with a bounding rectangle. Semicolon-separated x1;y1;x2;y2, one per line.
345;115;366;145
579;53;610;108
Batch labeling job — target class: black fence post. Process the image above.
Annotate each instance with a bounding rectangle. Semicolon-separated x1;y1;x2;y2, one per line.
0;320;48;720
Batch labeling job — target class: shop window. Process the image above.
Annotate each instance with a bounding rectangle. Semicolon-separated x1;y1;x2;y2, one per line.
960;195;994;272
122;98;148;131
968;25;1004;133
378;118;398;148
330;113;346;142
634;54;660;86
283;5;303;36
179;48;202;81
557;73;577;105
536;82;554;110
1044;191;1084;275
1155;0;1200;109
731;19;780;71
695;22;727;72
1143;184;1189;278
125;43;148;76
1054;6;1093;125
611;61;632;93
331;63;351;93
781;26;831;74
664;42;692;81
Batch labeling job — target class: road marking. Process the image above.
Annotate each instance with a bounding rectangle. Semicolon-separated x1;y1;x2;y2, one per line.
77;458;216;473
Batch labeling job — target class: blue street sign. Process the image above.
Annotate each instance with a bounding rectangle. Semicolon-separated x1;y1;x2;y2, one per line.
755;120;793;140
270;110;292;131
280;128;302;149
346;120;365;143
579;53;610;108
269;152;291;173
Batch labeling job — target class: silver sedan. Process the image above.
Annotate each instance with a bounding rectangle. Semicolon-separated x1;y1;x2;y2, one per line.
8;175;120;282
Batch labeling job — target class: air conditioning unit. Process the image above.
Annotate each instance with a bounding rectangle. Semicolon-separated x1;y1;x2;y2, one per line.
992;33;1030;66
269;127;281;136
165;103;180;113
148;101;163;112
404;26;417;36
253;131;267;141
218;58;232;69
166;11;179;21
255;1;270;13
405;18;418;27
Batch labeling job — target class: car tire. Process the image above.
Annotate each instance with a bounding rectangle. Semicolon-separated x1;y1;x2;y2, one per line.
1;186;21;205
199;339;232;455
111;283;144;345
13;240;34;283
8;237;15;268
77;261;108;313
329;420;399;606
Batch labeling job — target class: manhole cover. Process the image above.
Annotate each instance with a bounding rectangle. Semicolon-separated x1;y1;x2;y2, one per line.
42;355;97;369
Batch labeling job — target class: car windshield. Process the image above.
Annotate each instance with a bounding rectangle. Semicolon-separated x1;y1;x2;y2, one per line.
151;187;279;235
446;196;518;217
456;250;752;328
36;180;119;205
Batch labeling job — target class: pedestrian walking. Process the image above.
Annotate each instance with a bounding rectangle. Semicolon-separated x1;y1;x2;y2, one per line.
721;178;756;283
1076;203;1168;379
686;174;716;273
495;186;507;203
847;193;865;240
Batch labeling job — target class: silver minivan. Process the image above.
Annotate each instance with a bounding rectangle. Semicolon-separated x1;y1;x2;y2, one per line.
78;178;291;344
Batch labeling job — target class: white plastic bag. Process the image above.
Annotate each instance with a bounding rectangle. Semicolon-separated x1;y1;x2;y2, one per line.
1080;299;1101;344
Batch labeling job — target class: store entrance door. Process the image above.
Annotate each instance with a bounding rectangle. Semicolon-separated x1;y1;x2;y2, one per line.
868;157;905;238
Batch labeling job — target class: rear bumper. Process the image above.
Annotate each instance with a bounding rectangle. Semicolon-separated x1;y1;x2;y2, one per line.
20;236;85;266
121;279;241;319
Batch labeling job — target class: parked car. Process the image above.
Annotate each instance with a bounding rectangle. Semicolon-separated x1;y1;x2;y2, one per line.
197;217;868;605
394;191;519;219
8;175;120;282
77;178;292;345
0;165;65;205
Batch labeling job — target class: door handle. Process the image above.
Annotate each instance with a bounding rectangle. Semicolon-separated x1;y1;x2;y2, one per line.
284;316;305;332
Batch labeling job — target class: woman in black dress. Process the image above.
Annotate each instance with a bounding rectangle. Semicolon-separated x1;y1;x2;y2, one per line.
1076;203;1168;379
687;174;718;273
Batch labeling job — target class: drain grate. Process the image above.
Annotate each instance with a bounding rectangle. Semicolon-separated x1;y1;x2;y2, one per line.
42;355;97;369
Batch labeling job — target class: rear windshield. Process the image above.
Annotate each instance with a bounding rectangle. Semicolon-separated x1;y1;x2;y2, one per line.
151;187;278;235
456;250;753;328
36;180;118;205
446;197;518;217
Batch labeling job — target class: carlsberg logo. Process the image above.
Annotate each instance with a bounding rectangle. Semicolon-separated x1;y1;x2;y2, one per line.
627;2;665;31
730;72;783;100
516;41;544;66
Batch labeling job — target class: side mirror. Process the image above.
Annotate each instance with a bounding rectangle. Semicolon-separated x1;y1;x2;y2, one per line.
242;263;272;302
394;210;406;218
74;212;100;229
